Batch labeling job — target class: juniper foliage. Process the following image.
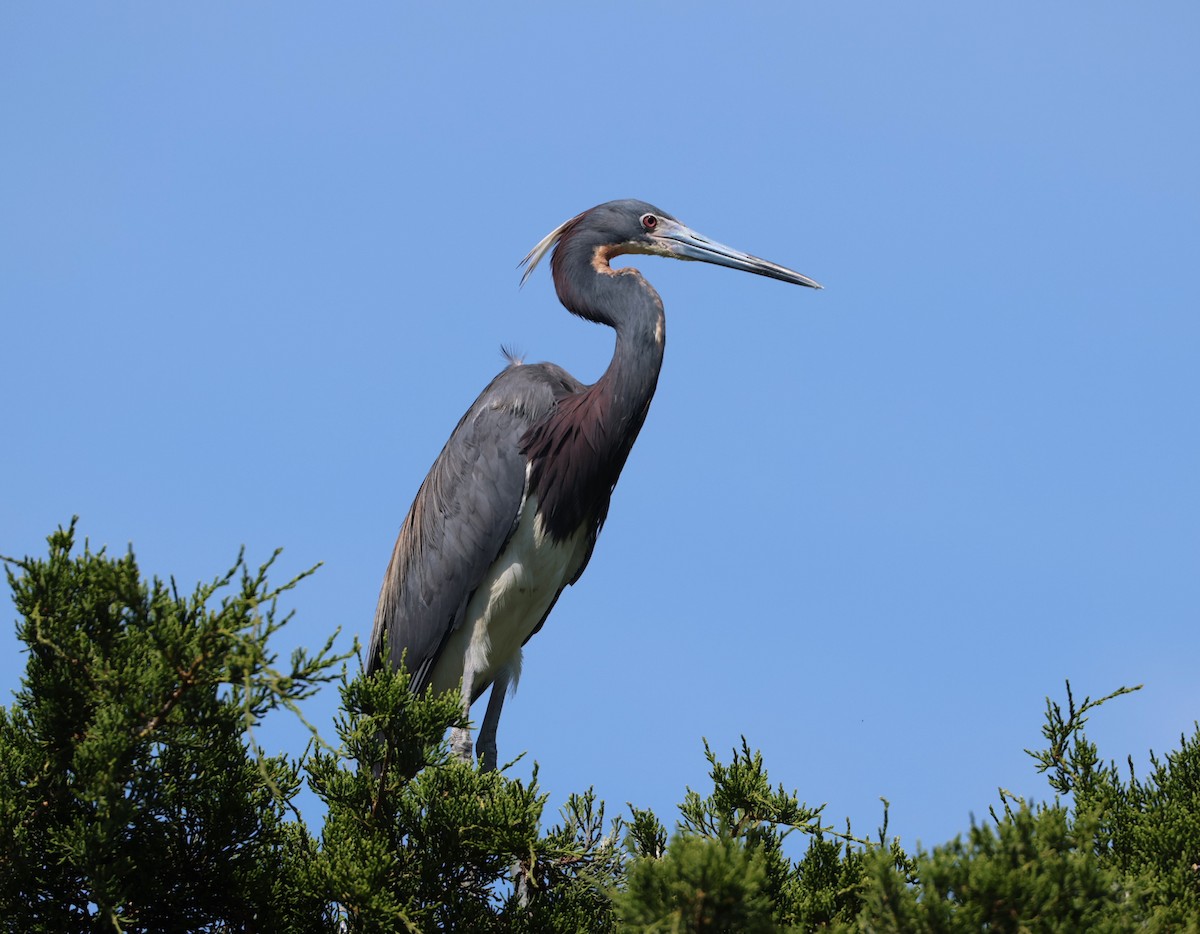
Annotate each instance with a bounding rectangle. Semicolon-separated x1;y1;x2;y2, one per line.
308;658;624;931
2;524;1198;932
0;521;347;931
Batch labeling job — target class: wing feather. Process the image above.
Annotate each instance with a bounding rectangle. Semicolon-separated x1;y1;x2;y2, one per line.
367;362;582;691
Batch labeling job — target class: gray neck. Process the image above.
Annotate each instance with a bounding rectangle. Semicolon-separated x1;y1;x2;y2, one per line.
523;248;667;541
552;235;667;418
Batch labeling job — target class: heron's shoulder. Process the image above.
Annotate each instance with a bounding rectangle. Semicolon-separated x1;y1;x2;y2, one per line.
474;359;585;421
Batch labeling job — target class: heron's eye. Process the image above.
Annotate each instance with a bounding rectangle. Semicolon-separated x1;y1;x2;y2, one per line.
641;214;658;231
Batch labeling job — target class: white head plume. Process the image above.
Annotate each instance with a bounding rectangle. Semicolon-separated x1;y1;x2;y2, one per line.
517;210;584;288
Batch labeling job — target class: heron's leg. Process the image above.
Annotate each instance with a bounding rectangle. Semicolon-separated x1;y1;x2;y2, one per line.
449;659;478;764
476;669;510;772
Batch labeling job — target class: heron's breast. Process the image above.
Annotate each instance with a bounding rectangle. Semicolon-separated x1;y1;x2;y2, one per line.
431;495;589;697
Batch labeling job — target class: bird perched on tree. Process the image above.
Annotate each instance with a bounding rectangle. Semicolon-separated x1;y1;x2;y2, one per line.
368;199;821;769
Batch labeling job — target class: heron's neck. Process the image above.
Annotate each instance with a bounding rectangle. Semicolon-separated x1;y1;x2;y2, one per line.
524;257;667;541
569;262;667;430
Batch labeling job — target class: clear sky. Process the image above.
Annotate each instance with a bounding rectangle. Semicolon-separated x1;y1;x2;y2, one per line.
3;4;1197;851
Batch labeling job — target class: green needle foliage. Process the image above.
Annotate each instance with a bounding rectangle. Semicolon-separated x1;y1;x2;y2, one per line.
309;659;625;931
0;521;349;932
618;833;775;933
2;523;1198;931
617;739;909;931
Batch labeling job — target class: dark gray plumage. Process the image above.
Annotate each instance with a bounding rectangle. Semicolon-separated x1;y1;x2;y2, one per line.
368;199;820;770
368;361;584;694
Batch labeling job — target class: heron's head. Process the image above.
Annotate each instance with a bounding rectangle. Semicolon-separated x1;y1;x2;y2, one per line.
520;198;822;290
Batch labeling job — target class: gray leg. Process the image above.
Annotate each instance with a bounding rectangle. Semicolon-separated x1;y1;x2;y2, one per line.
450;659;478;764
476;669;510;772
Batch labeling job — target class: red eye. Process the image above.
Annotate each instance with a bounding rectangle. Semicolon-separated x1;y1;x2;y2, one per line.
641;213;658;230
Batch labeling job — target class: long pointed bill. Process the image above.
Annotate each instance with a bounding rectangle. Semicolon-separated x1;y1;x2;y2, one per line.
650;219;822;289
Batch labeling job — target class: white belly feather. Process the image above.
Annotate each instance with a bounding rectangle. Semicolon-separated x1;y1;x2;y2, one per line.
428;494;588;700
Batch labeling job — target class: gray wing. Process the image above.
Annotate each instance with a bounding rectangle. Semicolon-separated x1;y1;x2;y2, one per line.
367;361;583;691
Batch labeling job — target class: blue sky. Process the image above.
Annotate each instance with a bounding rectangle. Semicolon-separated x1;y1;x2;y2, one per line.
3;4;1197;850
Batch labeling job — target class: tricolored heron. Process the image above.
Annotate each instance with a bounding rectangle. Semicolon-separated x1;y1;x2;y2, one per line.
367;199;820;770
